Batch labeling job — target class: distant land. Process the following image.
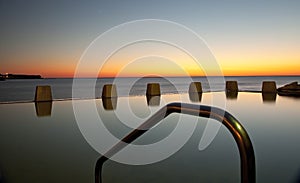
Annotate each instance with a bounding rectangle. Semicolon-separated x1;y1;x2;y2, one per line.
0;73;42;80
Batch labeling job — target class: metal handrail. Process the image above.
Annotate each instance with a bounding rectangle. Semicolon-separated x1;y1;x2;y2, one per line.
95;102;256;183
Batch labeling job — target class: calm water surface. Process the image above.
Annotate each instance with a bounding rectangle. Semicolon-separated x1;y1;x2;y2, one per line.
0;76;299;102
0;92;300;182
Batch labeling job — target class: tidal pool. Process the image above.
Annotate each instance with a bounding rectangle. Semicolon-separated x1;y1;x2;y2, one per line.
0;92;299;182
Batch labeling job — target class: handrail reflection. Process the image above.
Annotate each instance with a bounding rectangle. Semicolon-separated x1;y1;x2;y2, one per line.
95;102;255;183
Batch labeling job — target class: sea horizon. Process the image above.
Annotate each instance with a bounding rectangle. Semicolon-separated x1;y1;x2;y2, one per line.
41;75;300;79
1;75;299;103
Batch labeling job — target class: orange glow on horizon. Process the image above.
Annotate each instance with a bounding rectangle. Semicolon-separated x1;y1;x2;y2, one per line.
1;56;299;78
2;35;299;78
2;69;299;78
220;60;300;76
2;63;299;78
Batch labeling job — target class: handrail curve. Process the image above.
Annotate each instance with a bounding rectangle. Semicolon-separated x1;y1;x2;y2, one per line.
95;102;255;183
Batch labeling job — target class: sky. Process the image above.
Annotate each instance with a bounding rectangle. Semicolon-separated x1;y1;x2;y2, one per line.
0;0;299;77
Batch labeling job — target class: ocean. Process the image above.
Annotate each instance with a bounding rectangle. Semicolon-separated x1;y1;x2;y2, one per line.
0;76;299;103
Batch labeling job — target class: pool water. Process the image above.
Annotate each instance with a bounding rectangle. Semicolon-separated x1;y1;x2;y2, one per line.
0;92;299;183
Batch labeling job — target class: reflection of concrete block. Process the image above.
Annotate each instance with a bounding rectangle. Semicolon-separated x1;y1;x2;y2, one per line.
146;95;160;106
262;93;277;102
102;98;117;110
189;92;202;102
226;91;238;100
35;86;52;102
226;81;238;92
262;81;277;93
189;82;202;93
146;83;161;96
35;102;52;117
102;84;117;98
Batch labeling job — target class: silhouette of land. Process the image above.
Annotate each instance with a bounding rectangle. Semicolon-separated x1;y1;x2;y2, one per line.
0;73;42;80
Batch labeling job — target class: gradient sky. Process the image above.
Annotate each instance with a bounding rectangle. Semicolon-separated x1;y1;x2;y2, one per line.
0;0;299;77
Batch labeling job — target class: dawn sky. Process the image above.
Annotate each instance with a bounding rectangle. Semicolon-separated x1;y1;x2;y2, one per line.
0;0;299;77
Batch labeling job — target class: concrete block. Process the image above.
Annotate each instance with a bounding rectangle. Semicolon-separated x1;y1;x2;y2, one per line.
146;83;161;96
35;85;52;102
262;81;277;93
226;81;238;92
189;82;202;93
102;84;117;98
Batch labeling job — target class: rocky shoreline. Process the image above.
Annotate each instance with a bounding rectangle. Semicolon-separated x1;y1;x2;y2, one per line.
277;82;300;97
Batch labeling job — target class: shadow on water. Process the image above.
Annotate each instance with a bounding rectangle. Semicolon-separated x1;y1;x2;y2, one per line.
34;101;52;117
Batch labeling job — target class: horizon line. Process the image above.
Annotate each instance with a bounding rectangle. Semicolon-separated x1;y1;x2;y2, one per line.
43;74;300;79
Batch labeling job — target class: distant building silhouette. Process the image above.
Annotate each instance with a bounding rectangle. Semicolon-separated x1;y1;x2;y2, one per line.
0;73;42;79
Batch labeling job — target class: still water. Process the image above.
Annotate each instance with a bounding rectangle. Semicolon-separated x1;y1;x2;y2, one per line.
0;92;299;182
0;76;299;102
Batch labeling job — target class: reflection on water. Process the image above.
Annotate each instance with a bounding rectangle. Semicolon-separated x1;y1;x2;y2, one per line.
102;97;118;110
262;93;277;103
188;92;202;102
146;95;161;106
226;91;238;100
0;92;300;182
296;169;300;183
35;101;52;117
95;102;256;183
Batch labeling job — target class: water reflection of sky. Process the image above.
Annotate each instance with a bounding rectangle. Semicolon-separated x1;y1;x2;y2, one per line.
0;92;299;182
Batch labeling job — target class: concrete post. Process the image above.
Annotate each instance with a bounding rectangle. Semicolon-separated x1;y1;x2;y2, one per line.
262;81;277;93
35;85;52;102
189;82;202;93
226;81;238;92
146;83;161;96
102;84;117;98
